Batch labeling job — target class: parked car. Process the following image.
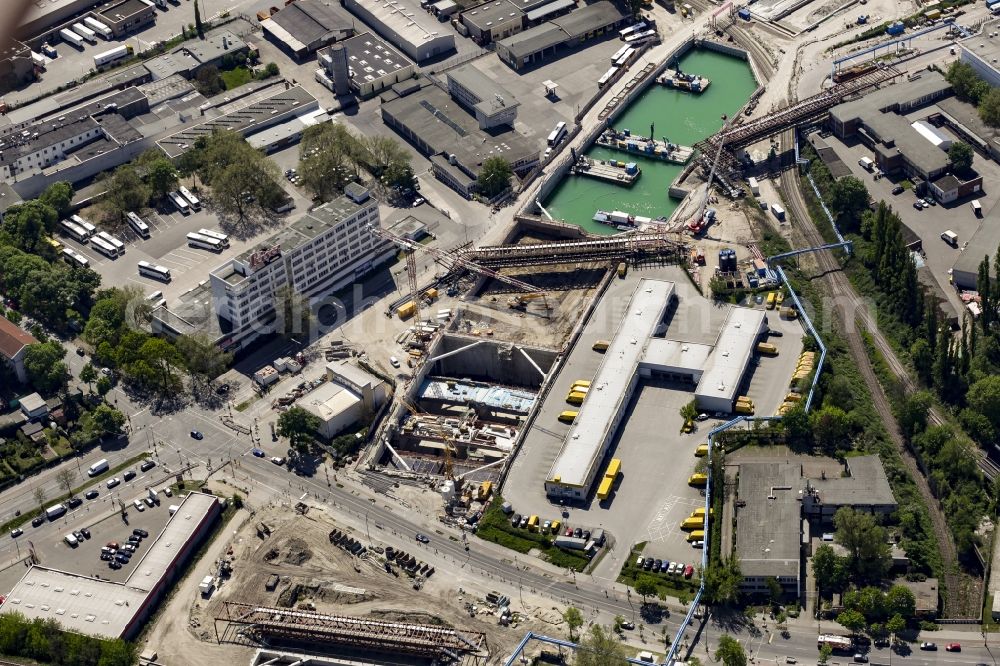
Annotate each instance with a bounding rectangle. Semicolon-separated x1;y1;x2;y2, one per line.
853;654;868;663
114;553;130;563
106;541;119;550
80;527;90;539
190;430;203;440
108;560;122;569
415;533;430;543
127;535;140;544
565;527;573;536
251;448;265;458
653;559;662;571
132;499;145;512
695;413;709;421
891;184;904;195
920;642;937;651
582;530;591;541
85;490;99;500
67;497;82;508
620;620;635;630
573;528;582;538
144;496;155;507
106;477;120;489
668;562;678;574
389;356;400;368
660;560;669;573
133;529;148;538
75;348;86;356
123;543;136;553
684;564;694;578
32;516;44;528
913;201;923;210
140;460;156;472
123;470;136;481
945;643;961;652
510;513;522;527
10;528;22;538
270;456;285;466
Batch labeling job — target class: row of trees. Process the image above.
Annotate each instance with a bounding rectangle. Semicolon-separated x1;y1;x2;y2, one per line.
100;150;178;227
813;164;991;561
0;612;135;666
0;183;101;334
297;123;416;202
945;61;1000;128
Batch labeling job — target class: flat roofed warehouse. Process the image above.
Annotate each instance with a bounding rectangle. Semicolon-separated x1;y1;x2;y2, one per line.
545;279;675;498
343;0;455;62
318;32;416;98
694;307;767;413
262;0;355;58
0;492;221;639
496;1;625;70
953;199;1000;289
735;462;802;597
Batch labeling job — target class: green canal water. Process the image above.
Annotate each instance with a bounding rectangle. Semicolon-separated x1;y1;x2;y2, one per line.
545;48;759;235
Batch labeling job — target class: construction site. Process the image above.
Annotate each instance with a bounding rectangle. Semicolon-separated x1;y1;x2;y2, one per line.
195;503;549;666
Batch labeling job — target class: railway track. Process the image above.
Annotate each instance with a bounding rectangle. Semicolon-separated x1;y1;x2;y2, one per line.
777;130;971;616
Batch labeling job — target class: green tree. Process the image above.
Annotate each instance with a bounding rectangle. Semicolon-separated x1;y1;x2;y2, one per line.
38;181;74;217
634;574;659;604
948;141;974;172
714;635;747;666
298;123;364;201
836;609;867;636
195;65;223;95
830;176;869;224
765;576;782;603
211;149;283;225
980;87;1000;128
145;157;179;200
90;404;125;438
174;333;232;381
680;399;698;422
103;165;149;224
810;405;849;453
96;375;112;397
910;338;934;385
885;585;916;620
575;625;627;666
834;507;891;582
477;156;512;198
2;201;58;254
363;135;411;178
563;606;583;641
23;341;69;395
263;62;279;78
80;363;97;392
967;375;1000;432
818;643;833;665
32;486;46;510
704;554;742;605
277;406;321;453
946;60;989;104
194;0;204;37
886;612;906;638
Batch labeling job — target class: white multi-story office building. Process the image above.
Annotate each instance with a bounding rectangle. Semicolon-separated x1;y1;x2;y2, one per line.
206;184;393;348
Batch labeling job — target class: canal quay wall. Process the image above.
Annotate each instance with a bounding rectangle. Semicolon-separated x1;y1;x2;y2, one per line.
521;37;764;230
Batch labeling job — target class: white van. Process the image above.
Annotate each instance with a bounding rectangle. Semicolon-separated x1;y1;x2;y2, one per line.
858;156;875;171
88;458;109;477
64;533;79;547
941;230;959;247
972;199;983;217
133;499;146;512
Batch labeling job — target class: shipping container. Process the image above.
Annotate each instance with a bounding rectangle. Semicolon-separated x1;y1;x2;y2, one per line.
770;203;785;221
84;16;113;39
756;342;778;355
94;44;133;69
72;23;98;44
60;29;84;48
396;301;417;319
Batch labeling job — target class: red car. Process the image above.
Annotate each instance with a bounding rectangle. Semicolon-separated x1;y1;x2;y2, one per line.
565;527;573;536
945;643;961;652
684;565;694;578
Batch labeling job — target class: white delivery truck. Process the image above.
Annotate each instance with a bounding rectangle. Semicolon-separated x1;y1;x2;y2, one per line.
941;230;959;247
88;458;109;476
46;503;67;520
199;575;215;596
858;156;875;171
972;199;983;217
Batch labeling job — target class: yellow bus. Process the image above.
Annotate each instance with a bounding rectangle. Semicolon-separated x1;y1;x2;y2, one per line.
593;340;610;352
765;292;777;309
695;444;709;457
680;516;703;530
550;519;561;534
604;458;621;479
687;530;705;542
785;392;801;402
756;342;778;356
566;391;586;405
45;236;63;252
735;402;754;415
596;476;614;500
692;507;714;518
736;395;753;405
688;473;707;487
527;515;539;531
558;410;579;423
572;380;592;390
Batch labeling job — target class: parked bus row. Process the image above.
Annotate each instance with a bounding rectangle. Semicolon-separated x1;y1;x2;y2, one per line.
169;188;201;214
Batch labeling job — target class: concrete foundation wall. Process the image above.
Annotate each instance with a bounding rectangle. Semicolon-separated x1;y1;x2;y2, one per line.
429;335;556;389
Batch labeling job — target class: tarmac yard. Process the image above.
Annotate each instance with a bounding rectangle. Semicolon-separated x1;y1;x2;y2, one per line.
502;264;806;577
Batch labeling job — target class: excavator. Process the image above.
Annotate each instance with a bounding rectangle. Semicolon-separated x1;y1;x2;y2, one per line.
506;292;549;310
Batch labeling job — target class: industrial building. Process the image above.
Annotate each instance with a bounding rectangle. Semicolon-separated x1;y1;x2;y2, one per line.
262;0;355;59
496;1;625;70
827;72;954;182
953;199;1000;290
735;462;804;598
343;0;455;62
0;315;37;384
155;187;393;353
317;33;416;98
801;455;897;521
381;79;538;197
0;492;221;640
544;279;766;500
156;84;319;159
298;362;388;439
94;0;156;38
461;1;525;44
0;40;35;94
446;64;519;130
960;29;1000;88
144;31;249;82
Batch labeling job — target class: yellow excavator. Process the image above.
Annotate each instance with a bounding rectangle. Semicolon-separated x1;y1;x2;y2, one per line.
506;292;549;309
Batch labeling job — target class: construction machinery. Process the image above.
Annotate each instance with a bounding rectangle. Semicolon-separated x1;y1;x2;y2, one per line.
506;293;550;310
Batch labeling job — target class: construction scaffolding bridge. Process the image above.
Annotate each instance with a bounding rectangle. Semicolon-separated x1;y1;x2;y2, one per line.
456;227;686;269
215;602;488;663
693;64;900;172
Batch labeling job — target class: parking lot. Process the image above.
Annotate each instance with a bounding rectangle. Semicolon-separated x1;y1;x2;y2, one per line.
502;265;806;578
820;121;1000;318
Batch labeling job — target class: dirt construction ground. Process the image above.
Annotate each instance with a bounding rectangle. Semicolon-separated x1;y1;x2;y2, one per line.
184;504;551;662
